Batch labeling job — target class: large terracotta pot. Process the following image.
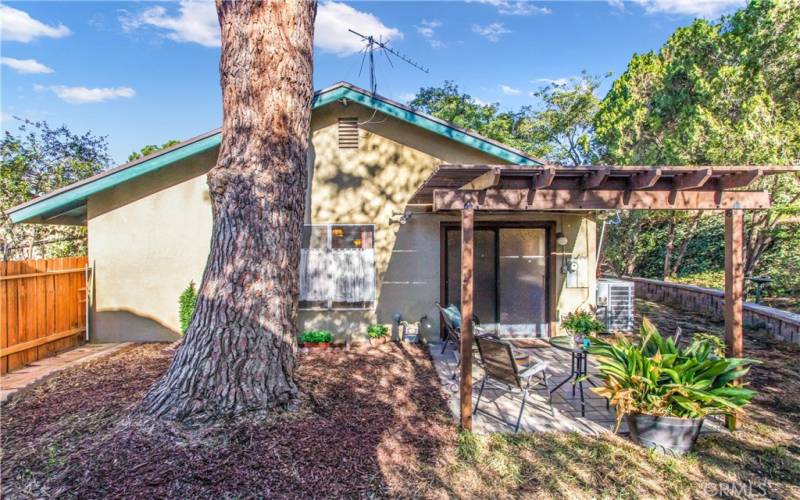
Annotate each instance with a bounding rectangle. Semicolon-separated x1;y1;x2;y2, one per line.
303;342;331;352
626;413;704;455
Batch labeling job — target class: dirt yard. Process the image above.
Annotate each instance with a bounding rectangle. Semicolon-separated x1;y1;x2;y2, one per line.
2;301;799;498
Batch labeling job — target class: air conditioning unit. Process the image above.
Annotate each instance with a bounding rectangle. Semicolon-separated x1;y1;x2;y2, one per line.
596;278;635;333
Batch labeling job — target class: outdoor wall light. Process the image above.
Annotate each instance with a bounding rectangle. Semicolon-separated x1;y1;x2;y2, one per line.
390;211;413;225
556;232;569;246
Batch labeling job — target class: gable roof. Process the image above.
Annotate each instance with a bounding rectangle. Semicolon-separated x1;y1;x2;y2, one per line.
8;81;542;224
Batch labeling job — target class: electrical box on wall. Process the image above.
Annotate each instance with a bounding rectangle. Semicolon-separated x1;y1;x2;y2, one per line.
565;256;588;288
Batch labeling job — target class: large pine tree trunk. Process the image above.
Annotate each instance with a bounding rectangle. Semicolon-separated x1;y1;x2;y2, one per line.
140;0;317;424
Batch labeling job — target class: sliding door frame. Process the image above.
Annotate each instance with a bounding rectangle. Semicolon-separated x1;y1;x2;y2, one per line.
439;220;556;339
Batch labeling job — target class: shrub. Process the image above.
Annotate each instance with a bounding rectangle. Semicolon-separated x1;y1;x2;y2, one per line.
589;318;757;430
300;330;333;344
561;309;605;336
669;270;724;290
367;324;389;339
178;281;198;334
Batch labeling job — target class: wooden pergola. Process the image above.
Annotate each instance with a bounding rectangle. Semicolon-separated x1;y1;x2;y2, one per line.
410;164;798;431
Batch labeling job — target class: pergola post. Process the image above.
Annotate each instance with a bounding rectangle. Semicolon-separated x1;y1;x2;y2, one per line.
460;204;475;430
724;208;744;430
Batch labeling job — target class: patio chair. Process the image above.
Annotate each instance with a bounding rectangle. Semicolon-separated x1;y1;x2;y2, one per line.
474;335;553;432
436;302;481;355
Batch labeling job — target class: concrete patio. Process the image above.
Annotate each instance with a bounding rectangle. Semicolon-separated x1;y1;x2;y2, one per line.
430;337;730;436
430;340;622;435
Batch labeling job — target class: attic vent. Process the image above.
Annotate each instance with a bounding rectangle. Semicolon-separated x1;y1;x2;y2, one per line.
338;117;359;149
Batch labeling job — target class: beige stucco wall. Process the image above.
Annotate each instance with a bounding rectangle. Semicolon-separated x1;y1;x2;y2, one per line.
87;149;216;341
86;102;596;343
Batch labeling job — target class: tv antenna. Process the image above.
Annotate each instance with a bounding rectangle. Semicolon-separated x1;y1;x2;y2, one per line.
349;29;429;95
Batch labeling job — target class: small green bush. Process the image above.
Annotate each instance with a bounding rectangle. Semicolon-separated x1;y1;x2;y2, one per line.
561;309;604;335
300;330;333;344
669;270;725;290
367;324;389;339
178;281;198;334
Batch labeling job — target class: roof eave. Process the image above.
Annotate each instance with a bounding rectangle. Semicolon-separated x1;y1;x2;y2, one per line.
8;81;542;224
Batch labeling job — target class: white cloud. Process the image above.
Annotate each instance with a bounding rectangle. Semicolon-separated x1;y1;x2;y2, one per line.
395;92;417;103
473;0;551;15
316;1;402;56
35;84;136;104
415;19;446;48
499;84;521;96
416;19;441;38
534;77;572;86
1;57;54;74
119;1;402;56
472;22;511;42
0;5;71;42
608;0;626;10
119;0;219;47
631;0;745;18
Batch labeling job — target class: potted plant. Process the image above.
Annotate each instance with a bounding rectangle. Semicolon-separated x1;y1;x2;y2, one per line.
299;330;333;351
561;309;605;344
589;319;757;454
367;324;390;346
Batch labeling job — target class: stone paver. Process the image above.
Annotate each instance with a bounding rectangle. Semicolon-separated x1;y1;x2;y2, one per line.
430;341;727;435
1;343;133;402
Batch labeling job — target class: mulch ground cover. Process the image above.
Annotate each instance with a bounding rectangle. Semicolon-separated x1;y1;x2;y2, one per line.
1;342;457;498
2;301;799;498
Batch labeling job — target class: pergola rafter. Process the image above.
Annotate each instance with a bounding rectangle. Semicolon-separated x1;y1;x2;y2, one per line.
411;164;799;432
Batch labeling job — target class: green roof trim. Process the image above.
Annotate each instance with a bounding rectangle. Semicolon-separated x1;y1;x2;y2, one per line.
9;82;539;224
313;86;539;166
9;133;222;223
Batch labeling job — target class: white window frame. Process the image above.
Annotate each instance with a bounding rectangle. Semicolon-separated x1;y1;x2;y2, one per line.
299;223;376;311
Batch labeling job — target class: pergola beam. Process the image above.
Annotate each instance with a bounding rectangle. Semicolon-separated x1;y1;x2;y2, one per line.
724;209;744;431
718;168;762;190
433;188;770;211
628;168;662;189
535;166;556;189
673;168;712;190
582;167;610;189
460;205;475;430
460;167;501;191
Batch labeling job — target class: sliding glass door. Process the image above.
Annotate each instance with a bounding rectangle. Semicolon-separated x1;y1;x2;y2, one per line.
443;225;549;338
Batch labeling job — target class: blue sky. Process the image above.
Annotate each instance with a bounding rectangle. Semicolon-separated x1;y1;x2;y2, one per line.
1;0;746;164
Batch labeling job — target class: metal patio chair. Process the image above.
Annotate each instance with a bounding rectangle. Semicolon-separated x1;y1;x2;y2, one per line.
435;302;482;355
474;335;553;432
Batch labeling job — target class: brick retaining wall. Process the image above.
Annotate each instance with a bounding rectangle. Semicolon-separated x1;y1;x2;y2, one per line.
628;277;800;345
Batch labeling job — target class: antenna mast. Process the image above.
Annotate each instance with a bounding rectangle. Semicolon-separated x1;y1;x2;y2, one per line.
348;29;429;94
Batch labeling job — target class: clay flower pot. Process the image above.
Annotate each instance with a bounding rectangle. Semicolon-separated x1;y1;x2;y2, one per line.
368;336;389;346
303;342;331;352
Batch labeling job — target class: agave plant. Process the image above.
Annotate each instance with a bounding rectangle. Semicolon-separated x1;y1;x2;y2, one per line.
589;318;758;431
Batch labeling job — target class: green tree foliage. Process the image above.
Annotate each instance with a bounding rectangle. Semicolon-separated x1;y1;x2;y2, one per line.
596;0;800;297
128;139;181;162
410;74;605;165
1;119;109;259
409;81;533;154
526;72;607;165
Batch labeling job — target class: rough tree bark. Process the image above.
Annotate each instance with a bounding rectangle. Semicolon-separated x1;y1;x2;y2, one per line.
139;0;317;424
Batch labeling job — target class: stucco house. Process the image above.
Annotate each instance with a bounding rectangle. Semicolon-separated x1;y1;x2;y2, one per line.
8;82;599;344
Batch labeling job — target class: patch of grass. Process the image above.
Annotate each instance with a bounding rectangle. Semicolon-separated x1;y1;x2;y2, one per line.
456;429;479;463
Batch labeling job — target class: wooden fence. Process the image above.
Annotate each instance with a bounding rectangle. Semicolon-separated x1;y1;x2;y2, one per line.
1;257;89;374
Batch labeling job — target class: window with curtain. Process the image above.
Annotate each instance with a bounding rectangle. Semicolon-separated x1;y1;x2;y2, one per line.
299;224;376;309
